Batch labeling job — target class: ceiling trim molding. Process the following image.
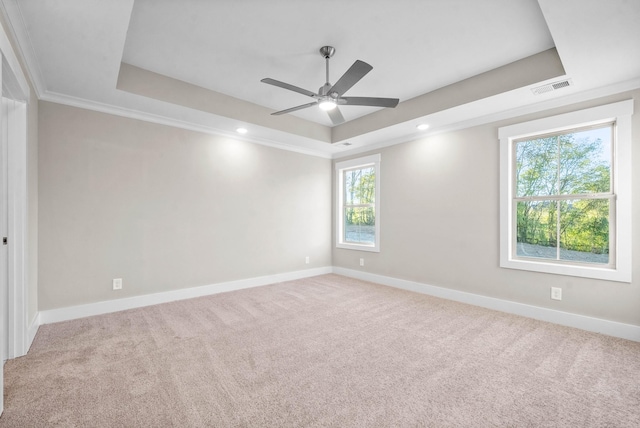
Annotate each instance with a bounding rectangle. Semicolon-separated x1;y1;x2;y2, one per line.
332;76;640;159
40;90;334;159
117;63;332;144
332;48;566;143
0;0;45;98
39;74;640;163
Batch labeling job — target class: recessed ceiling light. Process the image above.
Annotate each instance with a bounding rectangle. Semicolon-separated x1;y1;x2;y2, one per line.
342;142;352;146
416;124;429;131
236;127;248;134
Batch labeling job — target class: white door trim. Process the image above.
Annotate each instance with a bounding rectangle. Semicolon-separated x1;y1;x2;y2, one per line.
0;57;4;417
5;97;27;358
0;15;31;415
1;12;31;361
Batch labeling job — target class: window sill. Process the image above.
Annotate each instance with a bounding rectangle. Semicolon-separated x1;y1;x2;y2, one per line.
500;257;630;283
336;242;380;253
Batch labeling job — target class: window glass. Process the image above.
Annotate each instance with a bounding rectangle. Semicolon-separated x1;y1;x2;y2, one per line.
514;124;613;267
516;200;557;260
516;138;558;197
344;167;375;205
559;127;611;195
559;199;609;264
344;206;375;244
335;154;380;252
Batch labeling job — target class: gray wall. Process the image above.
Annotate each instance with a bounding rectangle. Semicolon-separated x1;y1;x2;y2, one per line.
37;90;640;327
334;90;640;326
38;102;332;310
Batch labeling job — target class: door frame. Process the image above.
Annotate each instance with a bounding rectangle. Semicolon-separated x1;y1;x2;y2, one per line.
4;96;28;359
0;11;32;415
0;61;5;416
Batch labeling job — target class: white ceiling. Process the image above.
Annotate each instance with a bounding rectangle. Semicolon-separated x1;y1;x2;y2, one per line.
1;0;639;157
122;0;554;124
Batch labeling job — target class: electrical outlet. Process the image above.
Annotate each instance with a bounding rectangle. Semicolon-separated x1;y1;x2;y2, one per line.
113;278;123;290
359;258;364;267
551;287;562;301
305;256;310;264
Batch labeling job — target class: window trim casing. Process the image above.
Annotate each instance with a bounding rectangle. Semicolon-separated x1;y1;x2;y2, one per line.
499;100;633;283
335;154;381;252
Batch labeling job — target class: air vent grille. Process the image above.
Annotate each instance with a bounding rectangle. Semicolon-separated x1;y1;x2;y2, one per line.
531;79;573;96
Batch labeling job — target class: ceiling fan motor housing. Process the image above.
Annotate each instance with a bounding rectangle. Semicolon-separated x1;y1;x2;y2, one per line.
318;82;337;97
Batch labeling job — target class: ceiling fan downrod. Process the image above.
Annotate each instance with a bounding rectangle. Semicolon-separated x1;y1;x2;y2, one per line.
319;46;336;96
320;46;336;86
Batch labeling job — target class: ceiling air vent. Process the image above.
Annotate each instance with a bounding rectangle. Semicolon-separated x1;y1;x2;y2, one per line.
531;79;573;96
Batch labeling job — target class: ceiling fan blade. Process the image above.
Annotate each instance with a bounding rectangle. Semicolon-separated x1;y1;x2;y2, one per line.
271;102;317;115
327;107;345;125
340;96;400;108
329;60;373;96
261;78;317;98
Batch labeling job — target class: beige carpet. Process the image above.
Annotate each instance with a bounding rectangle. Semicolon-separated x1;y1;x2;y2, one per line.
1;274;639;427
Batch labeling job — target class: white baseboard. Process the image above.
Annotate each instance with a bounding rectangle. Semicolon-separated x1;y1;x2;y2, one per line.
33;265;640;343
333;267;640;342
27;313;40;351
39;266;333;325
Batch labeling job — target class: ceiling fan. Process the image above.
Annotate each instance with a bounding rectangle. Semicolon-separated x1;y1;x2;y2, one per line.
261;46;399;125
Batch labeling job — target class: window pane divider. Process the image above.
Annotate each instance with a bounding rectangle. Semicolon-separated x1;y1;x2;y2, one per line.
514;193;614;202
344;203;375;208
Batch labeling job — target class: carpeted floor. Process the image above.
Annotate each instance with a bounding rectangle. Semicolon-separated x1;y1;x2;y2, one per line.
1;274;639;427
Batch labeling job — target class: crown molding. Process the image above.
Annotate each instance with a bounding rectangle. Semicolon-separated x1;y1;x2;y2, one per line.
40;90;335;159
4;0;638;163
40;73;640;163
0;0;46;98
332;76;640;159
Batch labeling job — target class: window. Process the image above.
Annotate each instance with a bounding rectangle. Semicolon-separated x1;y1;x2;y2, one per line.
514;123;613;264
336;154;381;252
499;100;632;282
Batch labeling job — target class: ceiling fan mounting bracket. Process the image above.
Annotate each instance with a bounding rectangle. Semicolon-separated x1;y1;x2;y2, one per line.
319;46;335;59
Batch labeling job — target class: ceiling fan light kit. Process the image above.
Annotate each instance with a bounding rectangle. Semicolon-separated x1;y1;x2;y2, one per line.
318;99;337;111
261;46;399;125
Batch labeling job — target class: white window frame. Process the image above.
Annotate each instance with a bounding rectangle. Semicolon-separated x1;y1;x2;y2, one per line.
499;100;632;283
335;154;381;252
